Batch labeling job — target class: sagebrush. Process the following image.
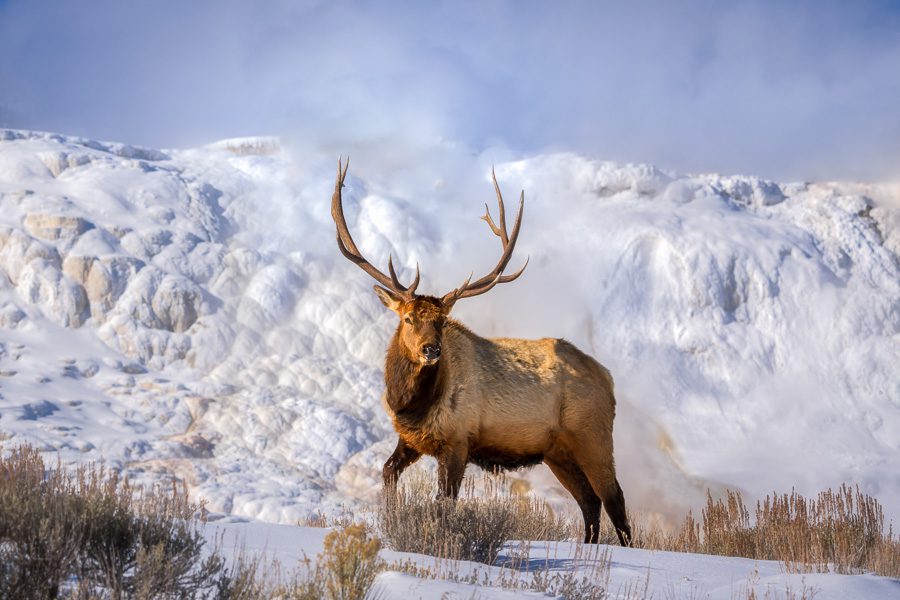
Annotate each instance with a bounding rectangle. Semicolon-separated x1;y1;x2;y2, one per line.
671;486;900;577
377;468;899;578
0;445;224;599
377;471;574;564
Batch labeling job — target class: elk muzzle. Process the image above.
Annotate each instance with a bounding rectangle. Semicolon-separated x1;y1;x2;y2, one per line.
421;343;442;363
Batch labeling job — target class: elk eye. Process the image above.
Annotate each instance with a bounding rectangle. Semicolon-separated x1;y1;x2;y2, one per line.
404;316;412;324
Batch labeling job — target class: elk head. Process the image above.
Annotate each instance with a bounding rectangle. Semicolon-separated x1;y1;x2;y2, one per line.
331;159;528;365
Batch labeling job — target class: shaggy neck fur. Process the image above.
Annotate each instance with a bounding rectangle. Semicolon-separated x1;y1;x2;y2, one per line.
384;327;446;429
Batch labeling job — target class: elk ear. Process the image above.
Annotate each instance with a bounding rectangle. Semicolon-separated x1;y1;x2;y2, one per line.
373;285;403;313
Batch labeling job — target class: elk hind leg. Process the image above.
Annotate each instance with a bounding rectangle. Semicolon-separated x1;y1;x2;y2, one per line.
577;453;632;546
545;457;602;543
601;477;631;546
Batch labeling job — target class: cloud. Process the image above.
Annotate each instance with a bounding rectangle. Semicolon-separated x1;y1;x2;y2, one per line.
1;0;899;181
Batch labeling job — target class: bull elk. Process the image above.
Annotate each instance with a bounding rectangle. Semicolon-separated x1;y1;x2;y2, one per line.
331;160;632;545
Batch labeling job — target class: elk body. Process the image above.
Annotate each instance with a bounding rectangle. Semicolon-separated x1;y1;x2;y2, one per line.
331;161;632;545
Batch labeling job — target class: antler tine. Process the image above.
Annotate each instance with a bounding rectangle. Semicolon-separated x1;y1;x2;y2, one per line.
465;191;525;290
441;173;529;304
331;158;418;300
388;256;421;297
490;167;508;244
409;263;420;295
387;255;403;290
441;271;474;305
451;254;530;301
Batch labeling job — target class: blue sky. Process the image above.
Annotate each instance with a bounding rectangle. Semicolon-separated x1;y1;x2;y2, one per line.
1;0;899;181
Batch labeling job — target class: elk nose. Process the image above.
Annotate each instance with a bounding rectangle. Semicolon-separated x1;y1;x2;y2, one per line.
422;344;441;360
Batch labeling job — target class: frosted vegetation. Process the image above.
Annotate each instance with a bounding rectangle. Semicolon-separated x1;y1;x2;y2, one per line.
0;129;897;529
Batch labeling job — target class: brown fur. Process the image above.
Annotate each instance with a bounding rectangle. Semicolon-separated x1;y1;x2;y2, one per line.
378;294;632;545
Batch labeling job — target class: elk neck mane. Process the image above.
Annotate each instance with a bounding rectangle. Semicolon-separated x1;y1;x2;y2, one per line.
383;319;471;428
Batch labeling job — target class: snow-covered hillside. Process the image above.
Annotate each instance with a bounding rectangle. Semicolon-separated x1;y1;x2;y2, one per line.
0;129;897;524
205;521;900;600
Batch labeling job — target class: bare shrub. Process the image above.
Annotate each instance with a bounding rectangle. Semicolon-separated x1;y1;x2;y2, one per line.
377;470;585;564
377;472;519;563
648;485;900;577
504;494;577;543
0;446;84;598
208;553;320;600
298;507;356;529
214;524;384;600
318;524;384;600
213;554;270;600
0;444;226;598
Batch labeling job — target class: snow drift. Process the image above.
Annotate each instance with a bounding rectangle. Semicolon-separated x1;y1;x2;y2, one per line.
0;129;897;524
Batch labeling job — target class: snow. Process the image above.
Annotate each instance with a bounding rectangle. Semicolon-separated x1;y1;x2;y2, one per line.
204;520;900;599
0;129;898;535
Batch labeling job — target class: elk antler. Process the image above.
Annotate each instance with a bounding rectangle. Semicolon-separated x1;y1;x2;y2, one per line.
331;158;420;300
441;168;528;306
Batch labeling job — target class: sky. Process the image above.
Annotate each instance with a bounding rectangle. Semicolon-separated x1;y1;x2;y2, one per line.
1;0;899;182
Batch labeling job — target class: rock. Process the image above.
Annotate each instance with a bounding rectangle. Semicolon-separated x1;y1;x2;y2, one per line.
61;359;99;378
99;312;192;367
0;227;62;283
113;267;203;333
120;228;173;261
23;213;93;240
63;254;143;319
719;176;785;207
38;151;94;177
15;260;89;327
152;276;201;333
0;305;26;329
174;433;215;458
121;362;147;374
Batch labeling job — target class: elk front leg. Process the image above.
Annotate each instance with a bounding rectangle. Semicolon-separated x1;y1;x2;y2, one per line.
437;443;468;499
383;437;421;493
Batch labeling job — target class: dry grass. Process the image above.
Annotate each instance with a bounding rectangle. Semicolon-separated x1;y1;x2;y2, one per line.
5;440;896;599
552;483;899;578
0;444;227;599
729;567;819;600
0;443;388;599
386;540;611;600
377;468;898;580
376;463;899;577
661;486;900;577
377;471;516;563
224;480;899;599
318;524;385;600
376;471;612;598
220;479;899;599
376;470;574;563
298;506;357;529
213;523;384;600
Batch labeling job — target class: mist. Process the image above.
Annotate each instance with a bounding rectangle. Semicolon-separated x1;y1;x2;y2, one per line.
2;0;900;182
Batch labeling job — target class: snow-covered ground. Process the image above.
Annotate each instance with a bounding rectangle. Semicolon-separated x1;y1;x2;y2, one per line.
204;520;900;599
0;129;898;532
